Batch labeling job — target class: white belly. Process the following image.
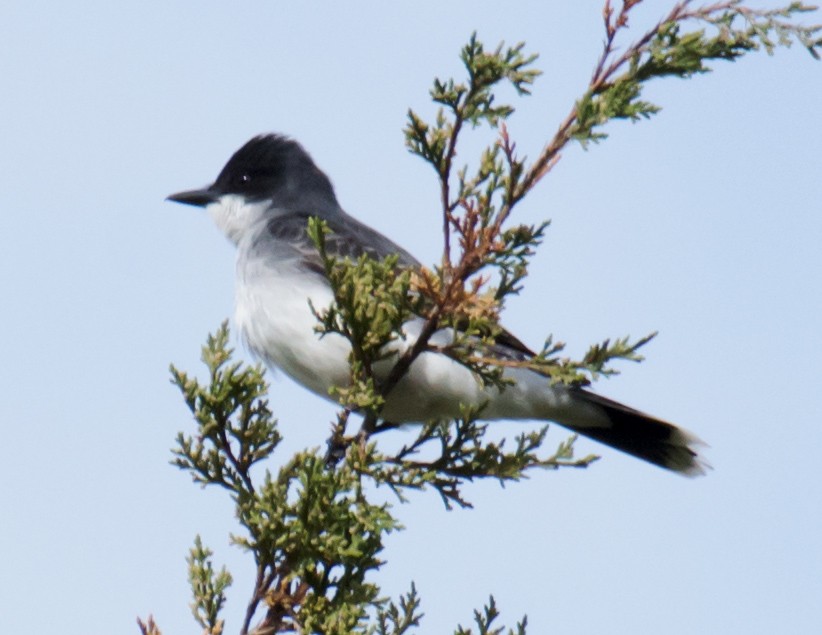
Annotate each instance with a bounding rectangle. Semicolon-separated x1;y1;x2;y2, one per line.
235;264;353;399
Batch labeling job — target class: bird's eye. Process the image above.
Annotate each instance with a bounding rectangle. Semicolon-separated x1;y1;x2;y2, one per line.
238;173;252;185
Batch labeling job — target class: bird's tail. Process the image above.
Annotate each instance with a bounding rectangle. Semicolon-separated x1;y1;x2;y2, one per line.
563;389;709;476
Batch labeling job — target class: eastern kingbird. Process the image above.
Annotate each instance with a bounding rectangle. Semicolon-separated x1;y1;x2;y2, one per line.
168;134;706;475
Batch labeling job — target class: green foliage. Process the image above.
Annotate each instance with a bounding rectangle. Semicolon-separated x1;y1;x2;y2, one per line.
405;32;539;174
168;325;583;632
188;536;232;635
167;325;591;632
573;1;822;146
357;411;596;510
405;35;538;237
307;218;422;419
148;3;820;633
372;585;423;635
520;332;660;388
170;323;280;494
170;328;406;633
454;596;527;635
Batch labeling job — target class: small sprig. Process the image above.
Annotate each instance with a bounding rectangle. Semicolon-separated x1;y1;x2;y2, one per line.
515;332;660;388
188;536;232;635
372;584;424;635
405;33;540;260
356;409;597;510
136;616;162;635
170;322;280;496
454;596;528;635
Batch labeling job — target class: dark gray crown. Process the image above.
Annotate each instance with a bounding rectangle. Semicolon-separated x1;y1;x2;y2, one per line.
212;134;337;206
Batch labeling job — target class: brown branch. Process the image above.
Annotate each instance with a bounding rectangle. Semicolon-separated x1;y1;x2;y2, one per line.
514;0;747;202
439;88;474;266
240;564;268;635
217;426;255;497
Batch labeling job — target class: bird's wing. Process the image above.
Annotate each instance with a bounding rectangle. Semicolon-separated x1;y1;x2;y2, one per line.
264;209;420;273
264;209;536;360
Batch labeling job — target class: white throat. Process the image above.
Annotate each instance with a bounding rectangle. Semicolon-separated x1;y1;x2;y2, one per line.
206;194;271;245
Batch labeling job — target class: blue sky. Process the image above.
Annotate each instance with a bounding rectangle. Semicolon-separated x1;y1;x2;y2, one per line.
1;2;821;633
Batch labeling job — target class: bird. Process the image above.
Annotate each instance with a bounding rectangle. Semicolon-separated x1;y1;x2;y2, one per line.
167;133;707;476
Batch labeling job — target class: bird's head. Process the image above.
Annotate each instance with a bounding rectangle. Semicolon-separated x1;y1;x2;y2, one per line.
167;134;338;245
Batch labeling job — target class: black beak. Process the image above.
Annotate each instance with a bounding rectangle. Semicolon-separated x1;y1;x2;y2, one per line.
166;187;218;208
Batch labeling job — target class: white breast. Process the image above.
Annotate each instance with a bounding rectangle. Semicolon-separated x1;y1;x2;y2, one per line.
235;258;353;399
